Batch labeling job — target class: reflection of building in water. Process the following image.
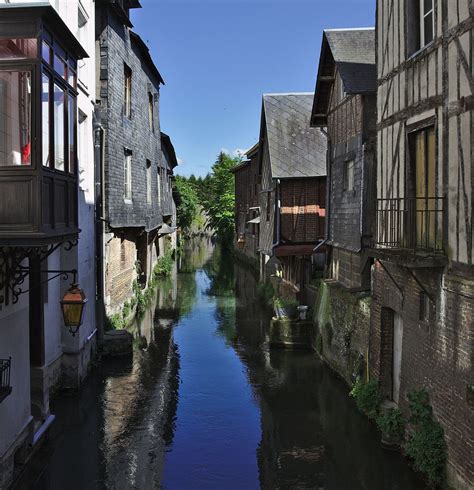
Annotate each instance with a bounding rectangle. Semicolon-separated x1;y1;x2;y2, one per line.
232;261;424;489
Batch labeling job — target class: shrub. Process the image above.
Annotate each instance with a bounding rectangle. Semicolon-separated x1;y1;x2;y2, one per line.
105;313;124;331
154;249;174;277
377;408;405;441
350;379;381;420
273;297;299;309
405;389;447;486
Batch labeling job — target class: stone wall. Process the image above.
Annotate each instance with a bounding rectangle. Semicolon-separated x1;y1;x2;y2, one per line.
314;280;371;385
370;261;474;489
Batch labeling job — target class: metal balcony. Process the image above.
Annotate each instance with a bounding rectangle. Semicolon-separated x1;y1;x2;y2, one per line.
375;197;445;252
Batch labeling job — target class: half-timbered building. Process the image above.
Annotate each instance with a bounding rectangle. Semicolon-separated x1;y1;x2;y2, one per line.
232;143;260;266
311;28;377;290
258;93;327;298
371;1;473;487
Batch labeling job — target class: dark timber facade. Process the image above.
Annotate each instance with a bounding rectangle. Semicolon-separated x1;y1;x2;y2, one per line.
258;93;327;297
371;2;474;488
95;0;172;313
312;28;377;290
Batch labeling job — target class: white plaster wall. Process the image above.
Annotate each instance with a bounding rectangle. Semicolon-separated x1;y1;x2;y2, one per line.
0;294;31;457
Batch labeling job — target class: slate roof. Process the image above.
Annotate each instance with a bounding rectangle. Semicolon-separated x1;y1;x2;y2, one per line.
262;93;327;179
325;28;376;94
311;28;376;126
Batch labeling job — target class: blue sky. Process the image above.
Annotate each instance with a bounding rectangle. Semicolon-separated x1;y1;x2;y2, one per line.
133;0;375;177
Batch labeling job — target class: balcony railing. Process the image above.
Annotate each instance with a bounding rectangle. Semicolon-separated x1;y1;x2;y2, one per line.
375;197;444;251
0;357;12;403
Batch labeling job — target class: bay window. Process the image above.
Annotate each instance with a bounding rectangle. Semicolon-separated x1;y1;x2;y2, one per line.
0;5;87;245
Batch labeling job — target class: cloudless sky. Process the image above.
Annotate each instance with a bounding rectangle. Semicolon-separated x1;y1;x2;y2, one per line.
133;0;375;177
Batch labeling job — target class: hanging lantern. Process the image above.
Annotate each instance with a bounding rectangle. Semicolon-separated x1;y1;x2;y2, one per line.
60;283;87;335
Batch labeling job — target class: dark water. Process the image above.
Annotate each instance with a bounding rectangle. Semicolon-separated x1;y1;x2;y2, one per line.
18;239;426;490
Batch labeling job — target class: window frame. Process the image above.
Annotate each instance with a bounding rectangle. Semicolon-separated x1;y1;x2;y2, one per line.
124;64;132;118
148;91;154;132
146;159;152;205
343;158;355;192
157;166;162;202
419;0;434;49
124;149;132;202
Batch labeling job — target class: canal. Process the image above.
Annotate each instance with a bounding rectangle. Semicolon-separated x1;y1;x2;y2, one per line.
18;239;426;489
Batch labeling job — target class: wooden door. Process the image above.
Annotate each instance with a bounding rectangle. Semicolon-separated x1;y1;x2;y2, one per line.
413;127;436;248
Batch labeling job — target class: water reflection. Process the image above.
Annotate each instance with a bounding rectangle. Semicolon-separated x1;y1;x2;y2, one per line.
19;239;426;490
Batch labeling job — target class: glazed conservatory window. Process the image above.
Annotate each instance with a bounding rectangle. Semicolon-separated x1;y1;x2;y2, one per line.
0;70;32;166
54;83;65;171
42;73;50;166
0;39;37;59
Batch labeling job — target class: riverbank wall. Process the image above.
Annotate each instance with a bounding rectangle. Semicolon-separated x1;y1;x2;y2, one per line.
312;280;371;386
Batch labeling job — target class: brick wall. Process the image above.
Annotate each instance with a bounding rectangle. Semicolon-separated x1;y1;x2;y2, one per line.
105;234;137;313
370;261;474;488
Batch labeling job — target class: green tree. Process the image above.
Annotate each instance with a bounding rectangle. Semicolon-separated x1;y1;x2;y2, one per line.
173;176;199;230
202;152;239;247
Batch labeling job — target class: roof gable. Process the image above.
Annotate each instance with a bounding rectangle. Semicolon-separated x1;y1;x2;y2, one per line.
262;93;327;179
311;28;376;127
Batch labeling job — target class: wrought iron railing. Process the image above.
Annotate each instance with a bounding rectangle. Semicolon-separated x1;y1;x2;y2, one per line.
0;357;12;402
375;197;445;251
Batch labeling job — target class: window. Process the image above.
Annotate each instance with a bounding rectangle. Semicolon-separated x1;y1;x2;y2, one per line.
266;192;271;221
124;150;132;201
408;0;435;55
0;38;37;59
146;159;152;205
53;83;65;171
40;31;77;173
0;70;32;166
344;159;355;191
148;92;154;132
124;64;132;118
420;0;434;48
157;167;161;201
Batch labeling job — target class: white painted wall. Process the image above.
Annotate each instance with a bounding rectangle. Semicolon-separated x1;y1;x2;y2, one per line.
0;0;97;467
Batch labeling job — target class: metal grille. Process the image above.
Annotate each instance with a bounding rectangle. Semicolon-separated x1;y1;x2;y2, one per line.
0;357;12;403
375;197;444;251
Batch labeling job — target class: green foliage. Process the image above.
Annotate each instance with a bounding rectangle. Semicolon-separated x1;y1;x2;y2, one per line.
105;313;125;331
273;297;299;308
154;248;174;277
405;389;447;486
201;152;239;247
376;408;406;441
257;282;275;306
174;176;199;230
350;379;381;420
122;301;131;321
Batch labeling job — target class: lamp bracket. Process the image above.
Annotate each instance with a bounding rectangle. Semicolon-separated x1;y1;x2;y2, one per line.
0;240;78;309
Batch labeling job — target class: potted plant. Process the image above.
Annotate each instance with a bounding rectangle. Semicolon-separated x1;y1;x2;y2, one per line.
273;297;299;320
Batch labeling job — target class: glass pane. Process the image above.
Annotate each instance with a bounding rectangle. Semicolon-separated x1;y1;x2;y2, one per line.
68;67;76;88
54;53;67;79
42;41;51;64
42;73;50;167
68;96;76;174
424;14;434;45
0;38;36;59
424;0;433;15
54;83;65;171
0;71;32;166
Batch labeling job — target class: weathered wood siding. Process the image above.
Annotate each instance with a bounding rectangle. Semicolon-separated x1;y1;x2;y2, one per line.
377;0;473;264
280;177;326;243
258;139;275;256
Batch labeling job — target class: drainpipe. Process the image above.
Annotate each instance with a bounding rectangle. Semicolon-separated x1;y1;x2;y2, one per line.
93;108;105;342
324;136;332;273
